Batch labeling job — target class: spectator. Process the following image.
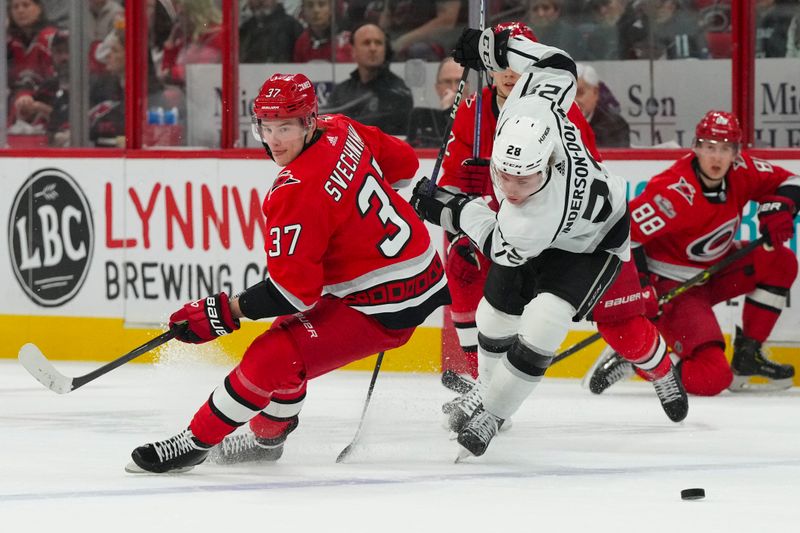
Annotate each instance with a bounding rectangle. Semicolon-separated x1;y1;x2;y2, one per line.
240;0;303;62
756;0;794;57
293;0;353;62
406;57;466;148
6;0;58;131
380;0;467;60
39;30;70;146
622;0;706;59
88;0;124;41
579;0;628;60
525;0;585;58
788;10;800;57
575;63;630;147
323;23;413;135
159;0;223;86
90;26;126;147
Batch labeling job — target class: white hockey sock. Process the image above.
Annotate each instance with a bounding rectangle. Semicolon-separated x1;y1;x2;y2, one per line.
483;356;541;420
477;345;503;383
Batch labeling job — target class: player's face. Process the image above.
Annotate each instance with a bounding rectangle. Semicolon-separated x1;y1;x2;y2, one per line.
492;165;545;204
491;68;521;100
693;139;738;183
258;118;309;166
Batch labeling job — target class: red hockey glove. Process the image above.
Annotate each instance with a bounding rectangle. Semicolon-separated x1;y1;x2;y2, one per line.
447;235;483;285
639;283;662;319
169;292;240;344
453;158;491;195
758;195;796;248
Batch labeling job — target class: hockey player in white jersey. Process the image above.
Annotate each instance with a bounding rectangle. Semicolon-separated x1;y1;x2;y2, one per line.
412;26;630;458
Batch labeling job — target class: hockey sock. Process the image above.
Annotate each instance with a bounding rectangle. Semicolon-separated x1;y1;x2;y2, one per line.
743;284;788;343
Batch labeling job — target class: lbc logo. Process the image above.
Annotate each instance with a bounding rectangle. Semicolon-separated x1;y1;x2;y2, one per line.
9;168;94;307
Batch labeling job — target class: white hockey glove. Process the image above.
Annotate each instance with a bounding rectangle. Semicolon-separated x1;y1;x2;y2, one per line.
411;177;472;234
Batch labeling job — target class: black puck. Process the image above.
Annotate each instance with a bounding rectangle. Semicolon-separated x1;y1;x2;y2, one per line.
681;488;705;500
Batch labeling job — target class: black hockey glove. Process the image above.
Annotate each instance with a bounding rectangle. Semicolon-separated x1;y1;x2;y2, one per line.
452;27;510;72
411;177;471;234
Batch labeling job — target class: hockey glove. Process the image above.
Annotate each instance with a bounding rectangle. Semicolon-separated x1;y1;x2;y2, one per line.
169;292;240;344
447;234;484;285
410;177;471;234
758;195;796;248
452;27;510;72
453;158;491;195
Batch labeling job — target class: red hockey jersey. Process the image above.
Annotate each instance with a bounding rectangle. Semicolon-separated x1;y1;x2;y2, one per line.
261;114;449;328
630;152;800;281
439;85;601;194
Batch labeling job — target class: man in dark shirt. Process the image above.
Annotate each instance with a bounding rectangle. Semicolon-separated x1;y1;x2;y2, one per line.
240;0;303;63
323;23;413;135
575;63;630;148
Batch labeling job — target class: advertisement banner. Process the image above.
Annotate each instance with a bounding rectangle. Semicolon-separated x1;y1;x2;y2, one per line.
2;157;800;342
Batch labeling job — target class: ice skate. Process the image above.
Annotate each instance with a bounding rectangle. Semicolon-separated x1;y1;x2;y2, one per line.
443;381;484;433
126;428;212;474
586;347;634;394
652;365;688;422
456;405;504;459
729;327;795;392
441;369;476;394
208;416;298;465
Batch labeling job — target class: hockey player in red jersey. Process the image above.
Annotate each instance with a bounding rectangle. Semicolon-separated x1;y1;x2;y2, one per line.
439;22;600;381
588;110;799;396
126;73;450;474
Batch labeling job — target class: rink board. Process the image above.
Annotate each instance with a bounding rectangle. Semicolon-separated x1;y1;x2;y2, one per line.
1;154;799;379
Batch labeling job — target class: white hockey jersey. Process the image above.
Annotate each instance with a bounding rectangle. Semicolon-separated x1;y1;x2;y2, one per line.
459;38;630;267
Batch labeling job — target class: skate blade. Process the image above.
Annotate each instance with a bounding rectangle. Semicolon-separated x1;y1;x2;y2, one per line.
124;461;195;474
581;348;613;390
728;375;793;393
454;446;473;463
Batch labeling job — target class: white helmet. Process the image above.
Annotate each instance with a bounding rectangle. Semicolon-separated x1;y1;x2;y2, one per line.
491;115;556;176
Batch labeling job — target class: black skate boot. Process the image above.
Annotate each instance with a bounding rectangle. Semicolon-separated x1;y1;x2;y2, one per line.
208;416;298;465
587;348;634;394
730;327;795;392
126;428;212;474
652;365;688;422
456;405;504;459
444;381;484;433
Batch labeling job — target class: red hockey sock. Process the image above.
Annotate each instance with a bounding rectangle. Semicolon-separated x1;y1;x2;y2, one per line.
680;343;733;396
742;299;781;343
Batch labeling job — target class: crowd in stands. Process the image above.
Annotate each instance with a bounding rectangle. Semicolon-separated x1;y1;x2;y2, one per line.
5;0;800;148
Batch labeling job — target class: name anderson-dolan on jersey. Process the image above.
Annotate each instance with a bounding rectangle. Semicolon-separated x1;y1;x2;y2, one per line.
262;114;449;329
458;38;630;266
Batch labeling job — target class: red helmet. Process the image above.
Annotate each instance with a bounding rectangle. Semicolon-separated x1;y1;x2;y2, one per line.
695;110;741;144
494;22;537;43
252;73;318;124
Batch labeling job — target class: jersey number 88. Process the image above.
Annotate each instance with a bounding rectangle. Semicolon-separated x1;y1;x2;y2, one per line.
632;203;665;236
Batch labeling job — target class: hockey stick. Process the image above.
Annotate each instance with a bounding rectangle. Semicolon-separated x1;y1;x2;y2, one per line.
18;330;176;394
336;350;385;463
550;236;768;365
471;0;485;161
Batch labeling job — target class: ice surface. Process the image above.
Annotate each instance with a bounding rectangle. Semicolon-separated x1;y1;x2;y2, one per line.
2;356;799;533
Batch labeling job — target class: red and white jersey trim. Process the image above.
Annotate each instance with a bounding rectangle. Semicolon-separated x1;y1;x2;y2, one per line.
323;243;446;314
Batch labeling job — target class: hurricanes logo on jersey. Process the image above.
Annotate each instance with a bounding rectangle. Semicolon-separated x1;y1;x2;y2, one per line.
269;170;301;199
686;217;739;262
667;177;696;205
